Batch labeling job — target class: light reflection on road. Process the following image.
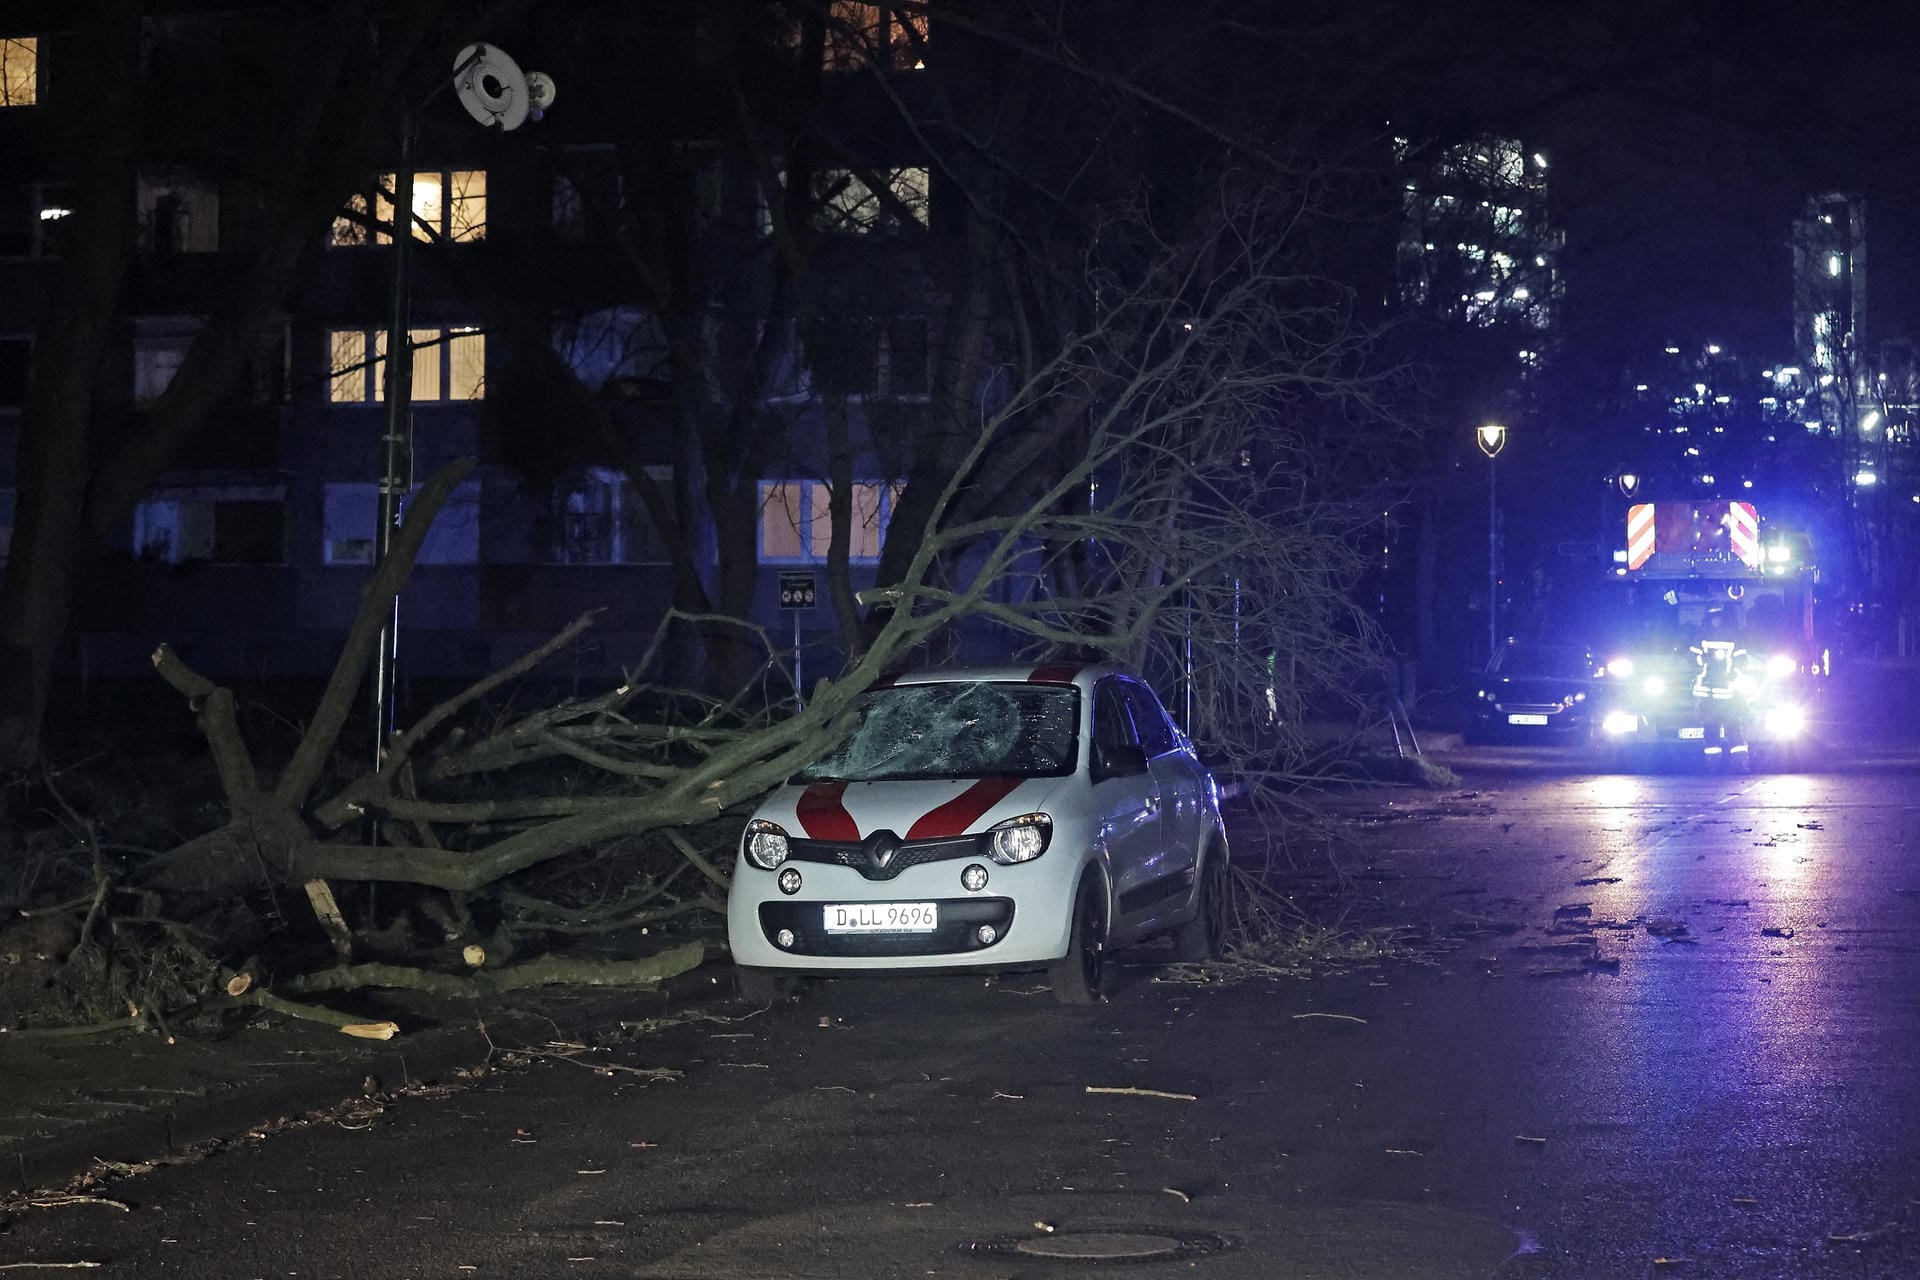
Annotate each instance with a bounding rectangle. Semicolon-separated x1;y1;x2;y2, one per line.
1748;772;1819;885
1563;769;1848;1208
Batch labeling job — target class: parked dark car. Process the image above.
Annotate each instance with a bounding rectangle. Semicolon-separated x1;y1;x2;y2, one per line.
1465;641;1598;744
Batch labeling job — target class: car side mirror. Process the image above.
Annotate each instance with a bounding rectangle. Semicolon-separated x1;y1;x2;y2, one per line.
1095;742;1149;781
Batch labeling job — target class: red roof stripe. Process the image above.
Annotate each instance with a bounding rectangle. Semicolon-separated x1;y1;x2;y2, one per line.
906;776;1023;840
1026;663;1082;685
795;781;860;841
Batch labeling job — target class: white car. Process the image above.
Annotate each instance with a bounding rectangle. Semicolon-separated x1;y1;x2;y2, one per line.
725;664;1230;1003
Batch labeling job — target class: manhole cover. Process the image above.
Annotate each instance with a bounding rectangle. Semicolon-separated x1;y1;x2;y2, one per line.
1017;1232;1185;1260
969;1227;1236;1265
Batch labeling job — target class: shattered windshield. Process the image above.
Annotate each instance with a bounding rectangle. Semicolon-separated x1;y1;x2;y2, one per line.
796;681;1081;783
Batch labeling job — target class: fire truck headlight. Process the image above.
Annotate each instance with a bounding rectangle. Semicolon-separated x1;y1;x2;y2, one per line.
1571;691;1586;703
1602;711;1639;736
1766;653;1796;679
1606;657;1635;678
1734;673;1760;696
1763;704;1807;739
1641;675;1666;696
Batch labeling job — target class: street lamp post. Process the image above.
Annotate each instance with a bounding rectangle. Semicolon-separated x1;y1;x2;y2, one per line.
370;45;552;771
1476;423;1508;662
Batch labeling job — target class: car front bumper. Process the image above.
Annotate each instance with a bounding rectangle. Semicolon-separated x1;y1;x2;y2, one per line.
726;854;1079;971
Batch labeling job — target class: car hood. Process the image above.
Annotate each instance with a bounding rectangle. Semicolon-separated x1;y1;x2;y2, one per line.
756;775;1072;843
1491;677;1587;704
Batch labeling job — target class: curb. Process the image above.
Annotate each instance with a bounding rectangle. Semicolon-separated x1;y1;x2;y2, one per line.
4;960;739;1196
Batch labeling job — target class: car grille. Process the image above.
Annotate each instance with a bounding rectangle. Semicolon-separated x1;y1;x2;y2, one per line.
787;834;982;882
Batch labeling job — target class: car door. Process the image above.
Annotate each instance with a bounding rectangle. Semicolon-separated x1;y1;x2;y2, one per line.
1119;679;1206;917
1090;679;1163;930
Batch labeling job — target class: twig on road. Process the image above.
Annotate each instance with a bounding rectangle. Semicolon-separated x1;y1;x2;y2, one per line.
1085;1085;1198;1101
0;1264;104;1271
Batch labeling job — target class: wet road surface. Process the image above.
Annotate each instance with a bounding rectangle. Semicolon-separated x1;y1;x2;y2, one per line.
5;753;1920;1278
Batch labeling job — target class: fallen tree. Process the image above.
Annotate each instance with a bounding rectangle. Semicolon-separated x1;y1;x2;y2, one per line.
6;187;1403;1030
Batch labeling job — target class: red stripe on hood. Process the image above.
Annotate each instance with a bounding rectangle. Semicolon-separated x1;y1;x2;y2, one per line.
1027;663;1082;685
795;782;860;841
906;776;1023;840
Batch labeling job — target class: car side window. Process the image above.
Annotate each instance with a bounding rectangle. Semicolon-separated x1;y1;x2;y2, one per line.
1093;682;1139;760
1119;680;1177;757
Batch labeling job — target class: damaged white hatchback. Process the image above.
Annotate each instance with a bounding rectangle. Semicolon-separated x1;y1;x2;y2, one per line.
725;664;1230;1003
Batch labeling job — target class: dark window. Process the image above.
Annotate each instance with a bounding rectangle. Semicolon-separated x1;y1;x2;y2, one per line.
212;501;284;564
1119;680;1177;756
1093;681;1139;759
0;338;30;406
886;316;929;396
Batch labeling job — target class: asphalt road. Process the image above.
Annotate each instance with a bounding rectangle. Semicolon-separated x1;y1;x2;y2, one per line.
6;748;1920;1279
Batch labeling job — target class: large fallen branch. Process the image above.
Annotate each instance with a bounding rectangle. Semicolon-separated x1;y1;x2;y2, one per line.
279;940;706;998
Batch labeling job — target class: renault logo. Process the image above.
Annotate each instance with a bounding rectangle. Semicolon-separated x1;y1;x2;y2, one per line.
863;830;901;872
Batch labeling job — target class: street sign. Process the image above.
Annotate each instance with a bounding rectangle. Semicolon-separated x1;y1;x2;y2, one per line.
778;570;817;610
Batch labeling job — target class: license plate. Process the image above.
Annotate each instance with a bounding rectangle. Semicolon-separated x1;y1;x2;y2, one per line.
1507;714;1550;726
823;902;939;933
1678;727;1706;740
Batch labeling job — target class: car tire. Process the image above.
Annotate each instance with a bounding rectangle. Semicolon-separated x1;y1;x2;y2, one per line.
1168;846;1229;963
735;965;797;1002
1049;875;1107;1005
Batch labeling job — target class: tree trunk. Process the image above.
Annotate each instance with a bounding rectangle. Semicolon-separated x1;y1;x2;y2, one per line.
0;0;140;769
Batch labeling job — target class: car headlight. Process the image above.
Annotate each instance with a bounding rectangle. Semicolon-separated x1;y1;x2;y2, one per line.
986;813;1052;865
1606;657;1635;678
1641;676;1666;696
1766;653;1796;679
1763;705;1807;738
1733;673;1760;696
743;819;790;870
1602;710;1639;736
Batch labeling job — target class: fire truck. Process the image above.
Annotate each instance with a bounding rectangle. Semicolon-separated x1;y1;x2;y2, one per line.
1590;499;1826;768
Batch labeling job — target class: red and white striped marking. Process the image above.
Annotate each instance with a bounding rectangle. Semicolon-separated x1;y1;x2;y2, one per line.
1627;503;1656;570
1728;501;1760;567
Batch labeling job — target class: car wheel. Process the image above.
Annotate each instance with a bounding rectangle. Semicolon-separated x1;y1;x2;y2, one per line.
1168;847;1229;963
1049;875;1107;1005
734;965;797;1002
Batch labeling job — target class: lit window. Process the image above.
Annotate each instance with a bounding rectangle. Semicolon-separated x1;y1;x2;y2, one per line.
132;485;286;565
331;170;486;245
758;480;899;563
823;2;927;71
551;467;674;565
321;480;479;565
761;481;806;560
327;327;485;403
0;37;35;107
